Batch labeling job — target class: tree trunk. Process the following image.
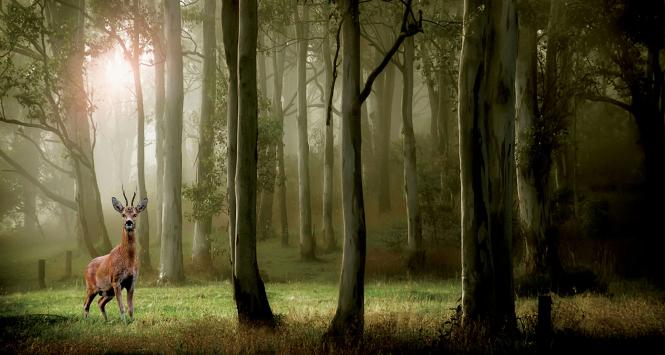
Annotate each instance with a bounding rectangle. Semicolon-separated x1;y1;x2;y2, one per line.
49;0;111;257
153;0;166;248
295;5;314;260
234;0;274;325
322;19;336;252
131;0;152;271
515;5;561;287
19;129;41;237
269;28;289;247
159;0;185;283
257;33;275;241
421;42;439;145
376;63;395;214
192;0;216;271
221;0;239;268
401;37;423;272
458;0;517;330
325;0;366;342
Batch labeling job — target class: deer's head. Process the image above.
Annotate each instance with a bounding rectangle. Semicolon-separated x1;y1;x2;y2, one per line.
111;189;147;232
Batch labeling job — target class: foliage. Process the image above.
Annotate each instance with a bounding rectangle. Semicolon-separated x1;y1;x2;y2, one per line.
182;69;228;222
416;136;460;246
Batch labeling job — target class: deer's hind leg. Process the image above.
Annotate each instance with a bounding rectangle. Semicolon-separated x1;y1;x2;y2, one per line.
98;292;114;321
83;290;96;318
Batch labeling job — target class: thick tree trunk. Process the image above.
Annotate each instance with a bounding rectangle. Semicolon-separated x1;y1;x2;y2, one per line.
153;0;165;247
322;21;336;252
295;5;315;260
221;0;238;267
159;0;185;283
401;37;423;272
458;0;517;331
49;0;111;256
234;0;274;325
131;0;152;271
192;0;216;271
325;0;366;342
515;7;561;286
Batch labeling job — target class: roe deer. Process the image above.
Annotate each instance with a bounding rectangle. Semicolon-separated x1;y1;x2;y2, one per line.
83;189;147;321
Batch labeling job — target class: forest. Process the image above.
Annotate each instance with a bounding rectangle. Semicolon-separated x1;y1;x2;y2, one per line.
0;0;664;353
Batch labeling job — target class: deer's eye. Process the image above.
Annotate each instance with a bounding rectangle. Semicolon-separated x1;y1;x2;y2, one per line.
132;214;137;218
122;214;126;218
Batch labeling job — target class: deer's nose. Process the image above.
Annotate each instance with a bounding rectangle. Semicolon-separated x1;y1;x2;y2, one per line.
125;220;134;229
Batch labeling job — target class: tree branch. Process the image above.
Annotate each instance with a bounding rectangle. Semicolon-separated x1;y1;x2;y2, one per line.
327;16;342;126
0;148;77;210
16;130;75;178
359;0;421;104
585;95;634;114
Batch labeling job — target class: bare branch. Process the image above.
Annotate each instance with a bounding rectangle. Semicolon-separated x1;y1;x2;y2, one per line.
359;0;422;104
0;148;77;210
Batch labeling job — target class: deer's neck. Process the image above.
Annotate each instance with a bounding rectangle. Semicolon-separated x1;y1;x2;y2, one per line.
121;228;136;259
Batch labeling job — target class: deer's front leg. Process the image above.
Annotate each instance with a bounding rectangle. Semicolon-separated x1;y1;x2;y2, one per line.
112;282;126;321
127;285;134;320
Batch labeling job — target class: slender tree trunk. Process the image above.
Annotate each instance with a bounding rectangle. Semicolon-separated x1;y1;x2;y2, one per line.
376;64;395;214
325;0;366;342
257;33;275;241
221;0;238;268
269;29;289;246
153;0;165;247
515;6;560;286
458;0;517;330
234;0;274;325
322;20;336;252
192;0;216;271
159;0;185;283
131;0;152;271
401;37;423;272
19;129;41;237
421;42;439;145
295;5;314;260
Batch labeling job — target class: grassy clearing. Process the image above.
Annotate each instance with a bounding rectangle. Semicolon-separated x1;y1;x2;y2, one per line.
1;279;665;353
1;234;665;353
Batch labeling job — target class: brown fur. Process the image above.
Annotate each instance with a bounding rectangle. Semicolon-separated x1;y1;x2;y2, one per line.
83;202;144;321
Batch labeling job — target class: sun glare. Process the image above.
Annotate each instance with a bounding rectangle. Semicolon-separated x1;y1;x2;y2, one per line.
105;50;131;89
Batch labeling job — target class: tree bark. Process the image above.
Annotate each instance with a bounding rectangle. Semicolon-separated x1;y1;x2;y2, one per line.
322;19;336;252
269;28;289;247
49;0;112;256
159;0;185;283
458;0;517;331
131;0;152;271
192;0;216;271
325;0;366;342
221;0;239;265
376;63;395;214
257;33;275;241
401;37;423;272
295;5;315;260
152;0;166;248
234;0;274;326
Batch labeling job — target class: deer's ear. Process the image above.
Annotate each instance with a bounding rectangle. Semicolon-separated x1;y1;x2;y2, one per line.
136;197;148;213
112;197;124;213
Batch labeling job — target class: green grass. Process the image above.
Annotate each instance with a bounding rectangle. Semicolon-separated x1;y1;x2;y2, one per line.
2;234;665;353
